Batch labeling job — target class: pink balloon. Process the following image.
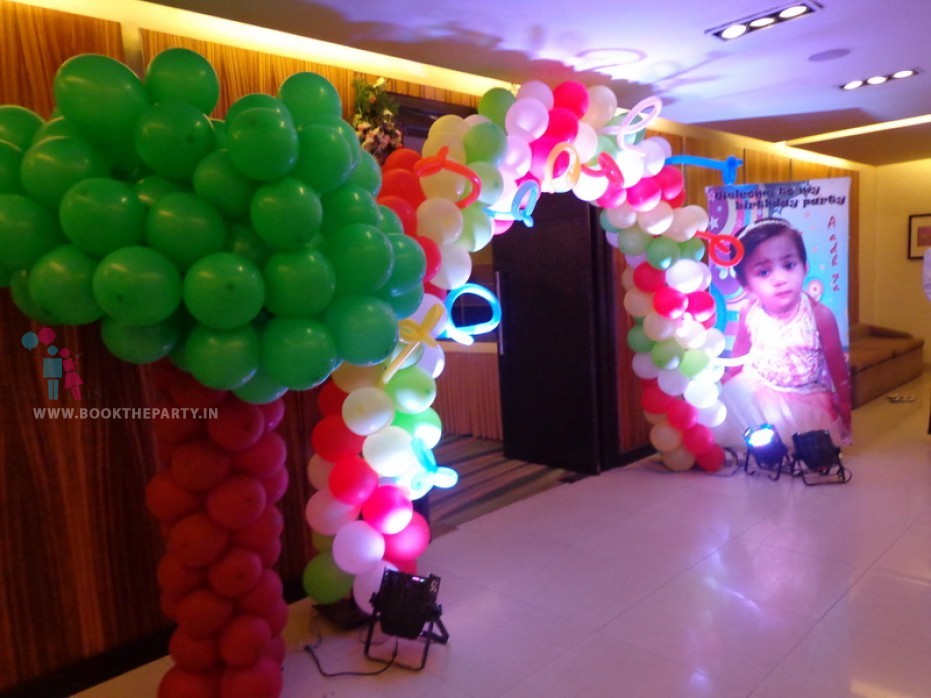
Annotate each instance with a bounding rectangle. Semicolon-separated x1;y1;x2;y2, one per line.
633;263;667;293
655;165;684;200
626;176;662;212
382;512;431;561
667;399;698;431
361;485;413;535
653;287;688;318
682;424;715;455
542;106;579;143
552;80;590;119
687;291;716;322
640;381;674;414
328;456;378;505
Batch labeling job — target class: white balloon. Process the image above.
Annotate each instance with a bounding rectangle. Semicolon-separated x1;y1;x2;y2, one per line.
657;368;690;396
409;294;450;338
416;342;446;378
703;328;726;357
684;379;720;409
674;317;708;350
620;265;636;290
503;135;532;177
505;97;549;140
683;204;710;232
516;80;554;109
615;149;645;187
638;200;673;236
637;138;667;176
352;561;398;615
572;170;609;202
420;168;466;201
582;85;617;128
605;201;638;229
342;387;396;436
643;312;677;341
431;242;472;290
422;131;466;162
464;113;491;127
307;454;335;491
363;426;419;478
666;259;706;294
573;122;599;162
604;231;620;249
647;136;672;159
429;114;469;140
332;520;385;575
417;198;463;246
697;400;727;427
623;288;654;317
665;207;700;242
305;490;360;536
632;352;660;379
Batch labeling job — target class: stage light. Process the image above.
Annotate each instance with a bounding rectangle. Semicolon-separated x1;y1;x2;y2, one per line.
742;423;792;478
364;569;449;671
792;430;851;485
708;2;820;41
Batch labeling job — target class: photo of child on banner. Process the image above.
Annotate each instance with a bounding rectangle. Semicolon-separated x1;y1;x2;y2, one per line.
705;178;852;448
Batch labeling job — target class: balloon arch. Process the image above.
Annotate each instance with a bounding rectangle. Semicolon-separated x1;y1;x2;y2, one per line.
0;49;744;696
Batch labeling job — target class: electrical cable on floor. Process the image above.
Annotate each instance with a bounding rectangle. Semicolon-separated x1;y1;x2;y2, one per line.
303;609;399;677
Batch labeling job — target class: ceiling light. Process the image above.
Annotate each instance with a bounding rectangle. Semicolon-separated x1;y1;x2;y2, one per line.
708;1;820;40
839;68;920;90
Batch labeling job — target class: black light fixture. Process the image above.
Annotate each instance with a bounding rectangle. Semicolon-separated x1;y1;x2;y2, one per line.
742;423;793;479
364;569;449;671
791;430;851;485
709;2;820;41
841;68;920;91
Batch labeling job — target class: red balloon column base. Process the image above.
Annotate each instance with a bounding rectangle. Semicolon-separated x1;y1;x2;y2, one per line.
146;365;287;698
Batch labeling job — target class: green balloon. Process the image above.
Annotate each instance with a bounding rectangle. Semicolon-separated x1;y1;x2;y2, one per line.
145;47;220;114
599;209;621;233
383;233;426;294
680;348;710;378
60;177;146;257
326;223;394;295
392;406;442;441
0;140;23;194
627;324;655;353
459;203;494;252
185;322;259;390
93;246;182;325
463;121;507;165
478;87;516;128
646;236;681;270
292;123;354;194
10;269;60;324
320;183;379;234
100;312;182;364
133;175;182;208
53;54;148;150
250;177;322;250
183;252;265;329
226;221;271;268
28;244;103;325
0;193;66;273
347;149;382;196
378;283;424;319
192;150;257;220
614;226;651;255
651;338;684;370
225;93;288;125
324;294;399;365
261;317;339;390
211;119;228;150
309;115;361;170
135;100;216;181
470;161;504;206
145;192;226;270
30;116;81;147
310;531;334;553
378;205;405;235
233;368;289;404
278;72;342;124
383;366;437;414
227;106;299;181
262;248;336;317
302;552;353;605
20;136;110;209
0;105;44;150
680;237;706;262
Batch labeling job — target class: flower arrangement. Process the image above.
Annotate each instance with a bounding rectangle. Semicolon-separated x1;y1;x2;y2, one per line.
352;77;404;163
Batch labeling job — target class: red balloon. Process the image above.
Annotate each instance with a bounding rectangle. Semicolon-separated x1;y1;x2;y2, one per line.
208;399;265;451
169;628;220;671
329;455;378;505
266;636;286;663
232;431;286;478
380;169;425;208
317;380;348;416
175;589;234;638
595;180;627;209
146;470;202;524
377;194;418;235
169;371;229;409
168;512;231;567
362;485;413;534
626;176;662;212
157;554;207;598
633;263;667;293
207;475;267;529
219;614;272;667
152;403;206;445
416;235;442;281
236;570;283;616
311;414;365;461
687;291;716;323
666;399;698;431
171;440;232;492
696;443;725;471
158;666;221;698
641;381;674;414
542;106;579;142
208;547;264;598
383;147;421;172
257;536;283;567
552;80;590;119
654;165;684;200
682;424;715;455
653;286;688;318
232;505;283;553
257;398;285;431
382;511;430;561
260;597;289;635
259;466;289;504
219;656;283;698
665;188;687;208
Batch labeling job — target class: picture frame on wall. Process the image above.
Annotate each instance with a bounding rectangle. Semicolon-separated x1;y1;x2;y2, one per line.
908;213;931;259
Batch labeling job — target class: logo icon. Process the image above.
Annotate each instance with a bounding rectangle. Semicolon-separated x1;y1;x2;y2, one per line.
21;327;84;401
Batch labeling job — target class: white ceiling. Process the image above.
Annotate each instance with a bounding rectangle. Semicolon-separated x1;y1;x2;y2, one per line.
145;0;931;166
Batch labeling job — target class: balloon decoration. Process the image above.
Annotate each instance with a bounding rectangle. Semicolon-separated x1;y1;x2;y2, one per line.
1;44;746;698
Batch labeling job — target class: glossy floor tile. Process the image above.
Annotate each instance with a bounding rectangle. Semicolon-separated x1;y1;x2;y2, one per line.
79;373;931;697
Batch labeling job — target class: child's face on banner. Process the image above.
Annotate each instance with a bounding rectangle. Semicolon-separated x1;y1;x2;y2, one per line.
743;232;807;317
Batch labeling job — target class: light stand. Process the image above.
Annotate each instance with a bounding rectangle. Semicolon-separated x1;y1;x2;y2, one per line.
364;569;449;671
742;423;793;480
791;430;851;485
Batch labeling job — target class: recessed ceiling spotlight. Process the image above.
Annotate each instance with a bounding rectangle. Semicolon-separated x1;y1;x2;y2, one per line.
839;69;920;90
708;1;821;40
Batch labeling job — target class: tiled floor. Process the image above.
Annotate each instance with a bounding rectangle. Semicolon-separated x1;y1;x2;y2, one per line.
79;373;931;697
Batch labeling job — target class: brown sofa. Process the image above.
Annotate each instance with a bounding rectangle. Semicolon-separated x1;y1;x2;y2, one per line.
848;323;925;407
